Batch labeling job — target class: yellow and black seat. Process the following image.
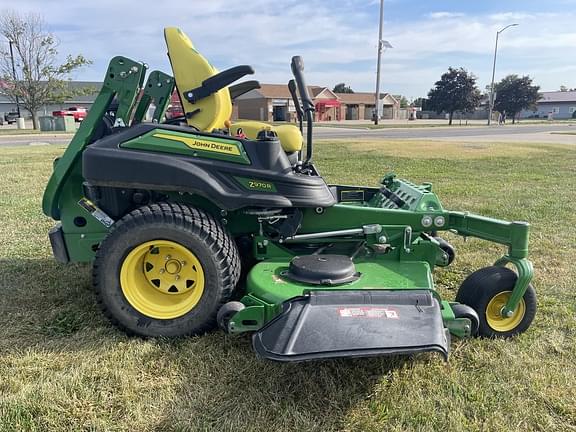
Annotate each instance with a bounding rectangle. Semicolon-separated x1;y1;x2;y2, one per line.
164;27;303;156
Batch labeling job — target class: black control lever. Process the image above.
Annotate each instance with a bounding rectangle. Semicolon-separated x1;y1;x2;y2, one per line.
290;57;314;111
288;79;303;133
290;56;314;164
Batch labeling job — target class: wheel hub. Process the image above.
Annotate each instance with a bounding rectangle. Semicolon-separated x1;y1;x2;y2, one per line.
486;291;526;332
165;259;182;275
120;240;205;319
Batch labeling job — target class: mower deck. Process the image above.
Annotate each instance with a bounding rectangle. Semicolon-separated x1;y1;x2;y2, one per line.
246;259;433;305
253;290;449;362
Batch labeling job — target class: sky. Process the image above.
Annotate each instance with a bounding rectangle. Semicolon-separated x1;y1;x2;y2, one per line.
4;0;576;99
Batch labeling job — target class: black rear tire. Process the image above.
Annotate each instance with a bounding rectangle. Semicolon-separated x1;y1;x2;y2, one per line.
93;203;241;337
456;266;536;338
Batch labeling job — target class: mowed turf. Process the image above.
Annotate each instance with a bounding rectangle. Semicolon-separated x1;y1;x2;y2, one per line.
0;140;575;432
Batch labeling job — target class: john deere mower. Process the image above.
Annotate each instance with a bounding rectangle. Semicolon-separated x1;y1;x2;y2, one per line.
42;28;536;361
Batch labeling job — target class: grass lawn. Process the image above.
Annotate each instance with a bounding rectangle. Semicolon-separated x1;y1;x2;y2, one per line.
1;140;575;431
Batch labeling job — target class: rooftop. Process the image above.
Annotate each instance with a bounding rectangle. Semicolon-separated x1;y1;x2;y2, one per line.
539;91;576;103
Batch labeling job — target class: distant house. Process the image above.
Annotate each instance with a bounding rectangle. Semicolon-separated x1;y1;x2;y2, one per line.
337;92;399;120
234;83;400;122
521;91;576;119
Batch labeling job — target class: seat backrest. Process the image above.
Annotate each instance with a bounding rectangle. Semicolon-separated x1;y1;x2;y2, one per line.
164;27;232;131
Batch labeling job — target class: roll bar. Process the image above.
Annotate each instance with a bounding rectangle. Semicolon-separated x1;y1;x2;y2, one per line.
288;79;303;134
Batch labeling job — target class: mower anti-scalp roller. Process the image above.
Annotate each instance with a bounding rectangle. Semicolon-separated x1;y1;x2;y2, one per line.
42;27;535;362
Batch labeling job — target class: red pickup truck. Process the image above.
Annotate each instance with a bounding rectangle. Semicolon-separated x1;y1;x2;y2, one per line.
52;107;88;122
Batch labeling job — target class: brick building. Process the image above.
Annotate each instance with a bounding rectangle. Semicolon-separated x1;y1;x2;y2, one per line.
235;84;399;122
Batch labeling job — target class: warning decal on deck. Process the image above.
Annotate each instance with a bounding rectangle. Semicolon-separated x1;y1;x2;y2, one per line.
338;307;399;319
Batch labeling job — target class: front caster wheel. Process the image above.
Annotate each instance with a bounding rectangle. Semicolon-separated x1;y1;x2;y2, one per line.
451;303;479;336
456;266;536;338
217;301;246;333
434;236;455;266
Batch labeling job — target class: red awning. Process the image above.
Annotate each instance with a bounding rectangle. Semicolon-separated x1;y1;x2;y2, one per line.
315;99;341;108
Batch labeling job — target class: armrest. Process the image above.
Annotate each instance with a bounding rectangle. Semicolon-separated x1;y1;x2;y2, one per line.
229;80;261;100
183;65;255;103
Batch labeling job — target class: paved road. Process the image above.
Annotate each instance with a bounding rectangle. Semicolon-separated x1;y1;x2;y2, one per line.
0;124;574;147
0;134;72;147
312;124;576;141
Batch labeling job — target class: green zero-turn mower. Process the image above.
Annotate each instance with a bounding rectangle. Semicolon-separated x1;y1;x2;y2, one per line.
42;27;536;361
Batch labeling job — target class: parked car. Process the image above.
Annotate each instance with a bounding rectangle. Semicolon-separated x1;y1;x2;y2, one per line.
165;104;184;119
3;111;19;124
52;107;88;122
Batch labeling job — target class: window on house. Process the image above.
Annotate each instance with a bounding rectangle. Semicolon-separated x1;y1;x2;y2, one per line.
552;107;560;114
569;107;576;114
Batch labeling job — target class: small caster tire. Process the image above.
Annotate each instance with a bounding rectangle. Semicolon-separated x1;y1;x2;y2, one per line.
217;301;246;333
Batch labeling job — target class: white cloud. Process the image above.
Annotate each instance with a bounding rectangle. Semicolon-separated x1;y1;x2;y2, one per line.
429;12;466;19
488;12;536;21
4;2;576;96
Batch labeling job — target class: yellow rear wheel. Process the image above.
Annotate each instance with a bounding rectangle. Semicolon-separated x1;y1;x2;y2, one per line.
93;203;241;337
120;240;205;320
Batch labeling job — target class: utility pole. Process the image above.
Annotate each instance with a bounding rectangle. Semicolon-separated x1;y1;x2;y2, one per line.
8;40;21;118
488;23;518;126
374;0;384;125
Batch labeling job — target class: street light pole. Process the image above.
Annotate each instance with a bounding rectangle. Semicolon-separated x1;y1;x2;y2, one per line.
374;0;393;125
374;0;384;125
487;23;518;126
8;40;21;118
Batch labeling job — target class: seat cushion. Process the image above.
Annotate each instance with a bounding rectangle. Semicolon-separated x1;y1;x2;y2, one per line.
231;121;303;153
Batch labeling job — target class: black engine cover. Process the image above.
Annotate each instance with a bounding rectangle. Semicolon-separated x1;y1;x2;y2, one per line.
82;123;336;211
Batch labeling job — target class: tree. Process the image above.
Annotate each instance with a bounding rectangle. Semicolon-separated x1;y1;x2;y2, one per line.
398;96;409;109
494;75;540;124
427;67;481;125
332;82;354;93
0;10;92;129
412;97;426;108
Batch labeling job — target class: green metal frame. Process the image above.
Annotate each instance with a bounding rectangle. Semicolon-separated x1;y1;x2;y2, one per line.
133;70;175;123
42;57;149;262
